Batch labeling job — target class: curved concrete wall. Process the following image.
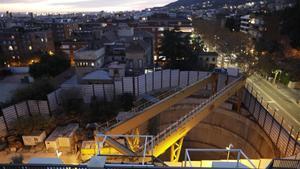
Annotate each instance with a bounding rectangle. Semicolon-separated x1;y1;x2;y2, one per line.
157;100;280;160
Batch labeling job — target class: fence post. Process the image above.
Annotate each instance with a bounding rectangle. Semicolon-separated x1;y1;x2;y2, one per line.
13;104;19;118
161;70;163;89
46;100;52;116
137;76;140;96
276;117;284;149
152;71;155;91
292;131;300;155
285;126;294;156
144;74;147;93
187;71;190;86
54;90;59;106
113;82;116;100
122;77;124;94
248;86;254;109
269;111;276;134
251;94;257;114
178;70;180;87
262;108;268;129
92;84;95;97
132;76;136;97
26;101;31;116
169;69;172;88
102;84;106;101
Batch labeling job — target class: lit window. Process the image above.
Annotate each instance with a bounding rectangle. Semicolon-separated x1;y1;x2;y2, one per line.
29;46;32;50
8;45;13;51
41;38;44;42
49;51;54;56
91;62;95;67
11;35;15;39
158;27;164;31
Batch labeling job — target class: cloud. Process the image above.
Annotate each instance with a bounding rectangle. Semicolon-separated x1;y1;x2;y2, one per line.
0;0;174;12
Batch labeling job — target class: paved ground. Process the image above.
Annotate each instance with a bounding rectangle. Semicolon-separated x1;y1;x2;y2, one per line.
0;151;79;164
0;74;30;103
247;75;300;131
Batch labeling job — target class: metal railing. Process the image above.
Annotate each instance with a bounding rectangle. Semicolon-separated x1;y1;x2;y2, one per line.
99;74;212;132
268;159;300;169
0;164;88;169
98;87;182;131
244;84;300;157
184;148;257;169
141;76;244;151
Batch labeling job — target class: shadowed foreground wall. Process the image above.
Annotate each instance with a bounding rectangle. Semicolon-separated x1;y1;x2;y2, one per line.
157;100;279;161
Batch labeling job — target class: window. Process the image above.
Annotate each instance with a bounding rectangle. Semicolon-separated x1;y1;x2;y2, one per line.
91;62;95;67
138;59;143;68
158;27;164;31
8;45;13;51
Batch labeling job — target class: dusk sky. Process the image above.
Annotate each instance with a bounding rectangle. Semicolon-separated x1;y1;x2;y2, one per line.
0;0;175;12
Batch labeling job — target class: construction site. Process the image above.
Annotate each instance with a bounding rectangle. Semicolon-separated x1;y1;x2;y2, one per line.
1;71;300;169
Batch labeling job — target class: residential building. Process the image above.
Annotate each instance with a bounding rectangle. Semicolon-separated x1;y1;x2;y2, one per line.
74;45;105;78
135;15;193;61
198;52;218;69
240;14;265;39
0;26;55;66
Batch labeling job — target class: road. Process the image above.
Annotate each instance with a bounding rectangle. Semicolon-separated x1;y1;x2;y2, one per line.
247;75;300;131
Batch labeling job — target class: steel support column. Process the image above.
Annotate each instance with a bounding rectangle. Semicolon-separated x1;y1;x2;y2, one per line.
126;128;140;152
170;137;184;162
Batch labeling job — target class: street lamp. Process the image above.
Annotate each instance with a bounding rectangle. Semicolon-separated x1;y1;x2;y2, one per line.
226;144;234;160
272;69;282;84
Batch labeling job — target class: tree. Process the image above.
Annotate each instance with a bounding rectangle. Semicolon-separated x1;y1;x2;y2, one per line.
12;115;55;135
61;88;83;114
10;78;55;103
281;2;300;49
29;53;70;79
225;17;240;32
160;30;199;70
191;34;205;53
11;155;23;164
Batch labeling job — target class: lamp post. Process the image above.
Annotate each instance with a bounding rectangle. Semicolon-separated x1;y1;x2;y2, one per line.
272;69;282;84
226;144;234;160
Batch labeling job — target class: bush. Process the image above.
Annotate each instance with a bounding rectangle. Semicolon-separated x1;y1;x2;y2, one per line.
10;78;55;104
61;88;83;114
11;155;23;164
29;54;70;79
119;93;134;111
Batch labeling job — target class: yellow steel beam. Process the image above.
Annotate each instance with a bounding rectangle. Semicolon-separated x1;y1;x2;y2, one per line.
106;74;218;135
126;128;140;152
170;137;184;162
152;78;246;157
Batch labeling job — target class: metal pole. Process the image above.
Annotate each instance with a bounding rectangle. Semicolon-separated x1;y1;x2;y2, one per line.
262;109;268;129
276;118;284;149
236;151;241;168
285;126;294;156
142;137;148;165
269;111;276;134
292;131;300;155
184;149;187;167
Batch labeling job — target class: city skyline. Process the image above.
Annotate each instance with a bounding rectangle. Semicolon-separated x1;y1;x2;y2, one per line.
0;0;174;13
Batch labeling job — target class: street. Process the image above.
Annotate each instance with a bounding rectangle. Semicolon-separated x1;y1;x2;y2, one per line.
247;75;300;131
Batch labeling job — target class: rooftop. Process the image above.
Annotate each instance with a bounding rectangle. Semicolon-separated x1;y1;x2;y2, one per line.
82;70;112;81
46;123;79;141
